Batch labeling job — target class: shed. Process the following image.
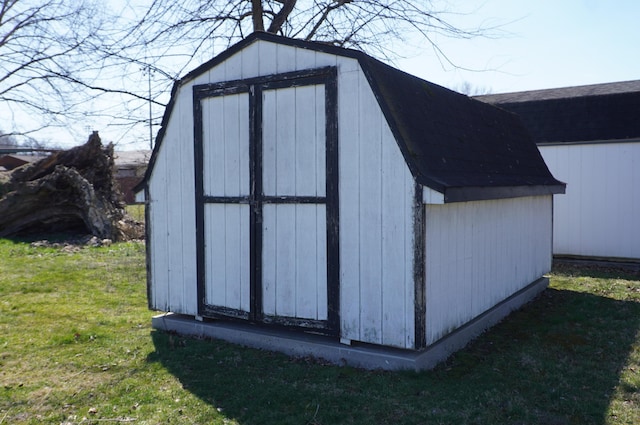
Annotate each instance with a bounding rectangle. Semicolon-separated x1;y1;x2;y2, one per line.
477;80;640;261
138;32;565;370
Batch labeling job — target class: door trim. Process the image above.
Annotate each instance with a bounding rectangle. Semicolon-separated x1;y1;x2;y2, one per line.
193;66;339;335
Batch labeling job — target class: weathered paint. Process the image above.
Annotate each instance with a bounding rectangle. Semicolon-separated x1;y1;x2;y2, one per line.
540;141;640;260
338;63;416;349
424;195;553;345
260;84;329;322
193;68;338;331
147;39;417;348
145;37;556;355
147;92;198;315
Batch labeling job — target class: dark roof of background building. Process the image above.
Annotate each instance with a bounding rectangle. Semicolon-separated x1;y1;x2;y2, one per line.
476;80;640;144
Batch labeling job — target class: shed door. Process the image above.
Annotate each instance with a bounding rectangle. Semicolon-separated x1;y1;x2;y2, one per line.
194;67;339;334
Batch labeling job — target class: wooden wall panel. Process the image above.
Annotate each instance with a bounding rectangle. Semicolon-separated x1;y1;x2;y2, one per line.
202;94;250;197
425;196;552;345
148;135;169;311
337;62;416;349
262;204;327;320
204;204;250;312
200;40;340;85
148;93;197;315
540;142;640;259
262;86;326;197
336;65;361;342
357;70;383;345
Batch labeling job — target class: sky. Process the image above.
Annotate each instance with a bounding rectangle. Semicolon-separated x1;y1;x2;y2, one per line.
5;0;640;150
398;0;640;95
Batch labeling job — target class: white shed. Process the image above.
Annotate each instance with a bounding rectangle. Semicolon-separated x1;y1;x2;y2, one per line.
137;33;565;370
478;81;640;261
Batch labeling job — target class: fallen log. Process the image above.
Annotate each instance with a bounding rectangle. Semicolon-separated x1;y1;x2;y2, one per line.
0;132;143;240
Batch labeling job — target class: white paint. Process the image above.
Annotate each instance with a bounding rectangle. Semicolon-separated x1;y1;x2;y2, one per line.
262;86;326;197
262;204;328;320
204;204;250;312
540;141;640;260
337;62;416;349
134;190;145;203
423;187;445;204
260;83;328;321
202;93;250;197
147;88;198;315
424;196;553;345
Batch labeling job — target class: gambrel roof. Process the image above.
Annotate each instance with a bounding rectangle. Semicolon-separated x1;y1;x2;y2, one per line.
476;80;640;145
141;32;564;200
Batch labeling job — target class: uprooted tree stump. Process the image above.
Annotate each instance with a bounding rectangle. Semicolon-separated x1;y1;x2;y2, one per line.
0;132;144;240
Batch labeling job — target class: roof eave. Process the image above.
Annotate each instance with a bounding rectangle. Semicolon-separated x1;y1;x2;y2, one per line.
441;184;566;203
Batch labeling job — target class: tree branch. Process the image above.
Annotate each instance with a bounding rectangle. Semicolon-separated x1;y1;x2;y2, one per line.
267;0;297;33
251;0;265;31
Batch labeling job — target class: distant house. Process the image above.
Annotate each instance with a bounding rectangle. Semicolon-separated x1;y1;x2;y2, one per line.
135;33;564;370
113;150;151;204
477;80;640;261
0;152;50;171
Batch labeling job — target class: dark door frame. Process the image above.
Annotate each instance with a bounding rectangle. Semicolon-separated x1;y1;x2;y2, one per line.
193;66;339;335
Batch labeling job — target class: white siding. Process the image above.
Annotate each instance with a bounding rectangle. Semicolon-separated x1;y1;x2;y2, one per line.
199;91;251;313
423;187;444;204
262;204;327;320
204;204;250;312
134;190;145;203
261;84;328;321
202;94;250;197
338;62;416;349
200;39;340;85
540;142;640;260
425;196;553;345
262;85;326;197
147;87;198;315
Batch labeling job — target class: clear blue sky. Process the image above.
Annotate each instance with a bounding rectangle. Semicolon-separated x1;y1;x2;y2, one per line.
398;0;640;94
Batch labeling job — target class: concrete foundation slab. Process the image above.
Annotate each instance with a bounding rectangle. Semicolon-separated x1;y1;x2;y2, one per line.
151;277;548;371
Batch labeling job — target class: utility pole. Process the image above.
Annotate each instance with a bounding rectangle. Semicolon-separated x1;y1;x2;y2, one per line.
147;65;153;150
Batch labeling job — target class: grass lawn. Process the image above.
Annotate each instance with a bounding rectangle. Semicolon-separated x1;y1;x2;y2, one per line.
1;238;639;425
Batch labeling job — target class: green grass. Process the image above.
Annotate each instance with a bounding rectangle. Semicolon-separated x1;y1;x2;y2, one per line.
1;239;639;425
125;204;145;223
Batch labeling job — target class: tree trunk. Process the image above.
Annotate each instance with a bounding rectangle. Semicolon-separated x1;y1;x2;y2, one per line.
0;132;143;240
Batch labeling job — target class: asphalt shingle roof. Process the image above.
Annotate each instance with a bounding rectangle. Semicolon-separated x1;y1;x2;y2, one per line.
476;81;640;144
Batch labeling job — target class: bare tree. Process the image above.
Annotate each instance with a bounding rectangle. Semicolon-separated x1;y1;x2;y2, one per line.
102;1;501;144
1;0;501;147
122;1;496;72
0;0;169;147
0;128;18;147
1;1;98;137
454;81;492;96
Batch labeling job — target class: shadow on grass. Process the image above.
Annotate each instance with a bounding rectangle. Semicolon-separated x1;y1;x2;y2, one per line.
553;260;640;281
148;287;640;425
